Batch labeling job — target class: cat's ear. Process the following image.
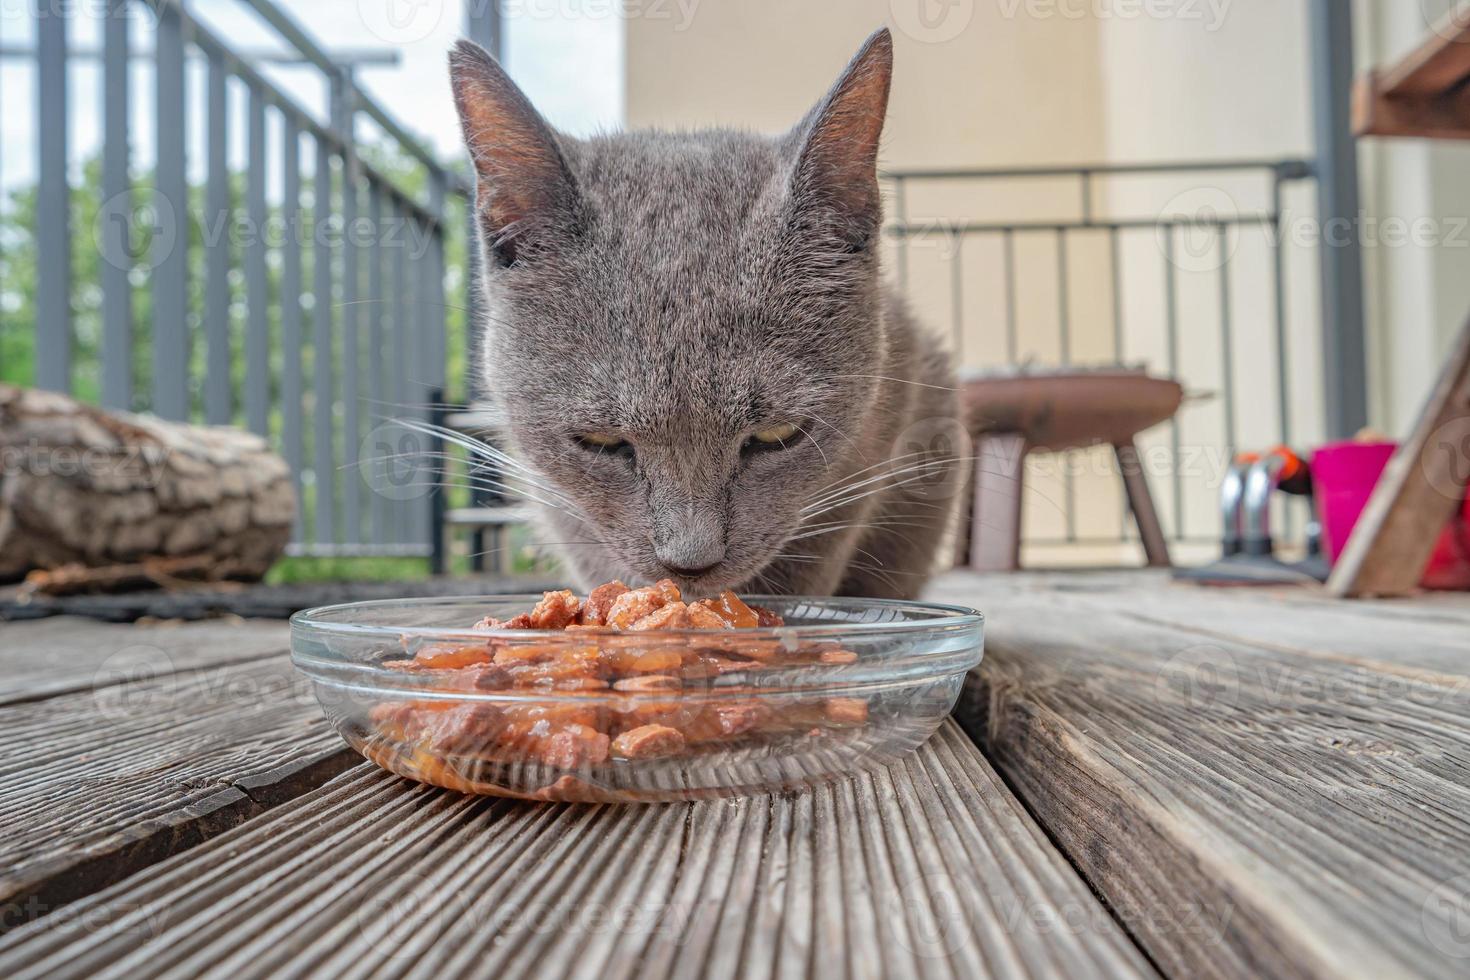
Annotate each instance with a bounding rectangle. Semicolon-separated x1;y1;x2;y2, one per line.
785;28;893;245
449;40;581;266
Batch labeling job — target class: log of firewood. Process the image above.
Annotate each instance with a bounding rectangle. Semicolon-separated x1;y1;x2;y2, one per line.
0;384;295;584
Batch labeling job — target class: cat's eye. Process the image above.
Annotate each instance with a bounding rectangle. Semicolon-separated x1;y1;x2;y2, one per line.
574;432;635;460
743;422;802;453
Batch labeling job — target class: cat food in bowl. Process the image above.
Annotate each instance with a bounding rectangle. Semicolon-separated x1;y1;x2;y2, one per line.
290;581;983;802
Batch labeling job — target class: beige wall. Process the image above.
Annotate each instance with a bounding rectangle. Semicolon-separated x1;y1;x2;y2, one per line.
624;0;1109;168
622;0;1468;566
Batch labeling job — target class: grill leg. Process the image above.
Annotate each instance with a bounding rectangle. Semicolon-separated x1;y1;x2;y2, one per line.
1116;440;1171;568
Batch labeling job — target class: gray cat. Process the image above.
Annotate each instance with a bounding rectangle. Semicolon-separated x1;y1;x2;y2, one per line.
449;27;964;600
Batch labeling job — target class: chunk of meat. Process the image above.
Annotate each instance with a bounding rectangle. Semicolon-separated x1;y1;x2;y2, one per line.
580;580;630;626
474;613;533;630
540;723;611;769
630;601;692;631
605;580;681;629
492;642;564;666
411;643;494;670
611;724;686;760
685;602;730;630
824;698;869;725
691;591;761;629
528;590;582;630
819;649;859;665
750;603;785;627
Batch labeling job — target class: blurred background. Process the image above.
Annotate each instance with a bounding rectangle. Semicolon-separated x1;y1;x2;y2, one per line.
3;0;1469;584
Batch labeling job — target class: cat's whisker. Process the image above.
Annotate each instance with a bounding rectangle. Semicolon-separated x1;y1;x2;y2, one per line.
805;448;938;499
793;410;863;460
390;419;582;505
801;456;969;517
826;373;958;392
788;422;830;468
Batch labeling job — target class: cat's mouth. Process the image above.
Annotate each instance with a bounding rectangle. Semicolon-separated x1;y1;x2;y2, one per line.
653;562;732;596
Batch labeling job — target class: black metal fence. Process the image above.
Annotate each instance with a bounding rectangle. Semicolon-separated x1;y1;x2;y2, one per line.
10;0;471;558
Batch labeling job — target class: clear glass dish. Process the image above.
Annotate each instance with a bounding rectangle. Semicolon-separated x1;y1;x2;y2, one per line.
290;595;984;802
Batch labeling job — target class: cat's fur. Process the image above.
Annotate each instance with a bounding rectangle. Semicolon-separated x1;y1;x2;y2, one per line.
449;28;963;599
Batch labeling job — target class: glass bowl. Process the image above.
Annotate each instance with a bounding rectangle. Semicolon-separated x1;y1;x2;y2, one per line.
290;595;983;802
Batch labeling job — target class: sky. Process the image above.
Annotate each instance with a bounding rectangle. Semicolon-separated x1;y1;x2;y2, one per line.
0;0;624;196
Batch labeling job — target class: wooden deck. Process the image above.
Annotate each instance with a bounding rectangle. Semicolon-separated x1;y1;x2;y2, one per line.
2;570;1468;978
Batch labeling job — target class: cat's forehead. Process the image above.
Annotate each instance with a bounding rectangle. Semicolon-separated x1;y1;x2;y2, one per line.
568;130;788;245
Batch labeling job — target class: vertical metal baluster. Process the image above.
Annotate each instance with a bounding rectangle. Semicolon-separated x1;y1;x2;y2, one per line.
1056;228;1071;363
203;50;231;424
334;73;362;546
427;173;450;573
1003;228;1018;363
392;197;411;547
1217;222;1237;455
428;173;449;402
1057;227;1075;543
1111;225;1130;539
340;167;361;545
281;114;305;543
37;7;70;391
949;230;963;364
245;85;269;435
313;137;336;546
368;184;387;548
153;1;187;417
1270;177;1295;542
1163;227;1183;541
412;214;430;550
100;0;131;409
1109;226;1124;361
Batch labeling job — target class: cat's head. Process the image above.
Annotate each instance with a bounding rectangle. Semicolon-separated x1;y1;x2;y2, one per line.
449;29;894;592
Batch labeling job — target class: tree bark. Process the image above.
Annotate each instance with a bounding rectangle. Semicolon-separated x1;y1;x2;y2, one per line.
0;385;295;584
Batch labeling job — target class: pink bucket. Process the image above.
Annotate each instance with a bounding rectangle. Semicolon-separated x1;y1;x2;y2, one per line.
1312;441;1470;590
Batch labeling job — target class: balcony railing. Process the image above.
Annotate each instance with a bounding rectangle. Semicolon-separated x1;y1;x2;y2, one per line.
882;160;1321;558
9;0;476;558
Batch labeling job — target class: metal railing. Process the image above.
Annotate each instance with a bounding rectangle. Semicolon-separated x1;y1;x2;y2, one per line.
10;0;475;558
883;160;1321;553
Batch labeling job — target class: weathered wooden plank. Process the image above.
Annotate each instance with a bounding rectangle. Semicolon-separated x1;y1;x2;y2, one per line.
930;571;1470;980
0;616;291;706
0;623;355;931
0;723;1154;980
981;569;1470;677
1327;316;1470;597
